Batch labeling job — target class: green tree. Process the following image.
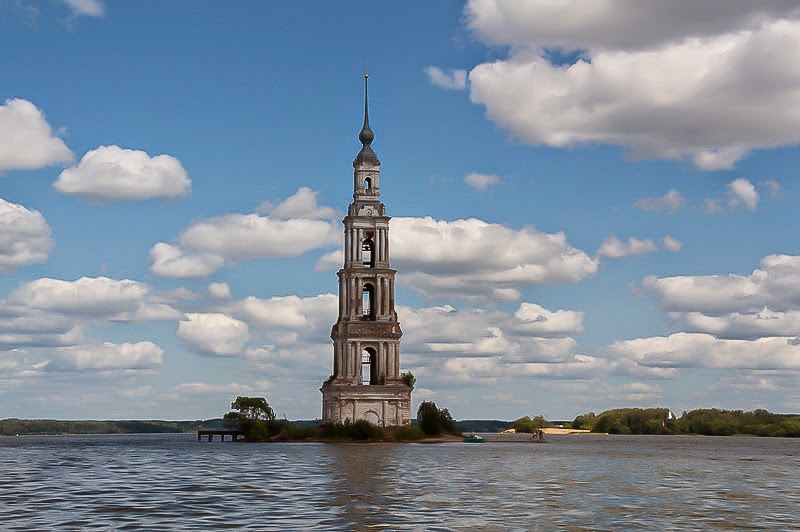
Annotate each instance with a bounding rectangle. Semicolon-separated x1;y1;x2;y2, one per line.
400;371;416;387
223;396;280;441
417;401;456;436
513;415;550;433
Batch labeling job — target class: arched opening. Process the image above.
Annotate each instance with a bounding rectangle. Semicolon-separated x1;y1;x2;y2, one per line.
361;347;378;385
362;283;374;318
362;238;374;267
364;176;372;190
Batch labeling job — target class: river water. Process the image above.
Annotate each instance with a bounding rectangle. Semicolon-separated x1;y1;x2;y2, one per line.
1;433;798;530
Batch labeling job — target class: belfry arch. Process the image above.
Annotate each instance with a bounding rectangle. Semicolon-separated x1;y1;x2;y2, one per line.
320;74;412;427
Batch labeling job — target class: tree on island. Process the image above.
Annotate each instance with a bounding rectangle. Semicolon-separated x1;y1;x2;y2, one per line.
223;396;282;441
512;415;550;433
417;401;457;436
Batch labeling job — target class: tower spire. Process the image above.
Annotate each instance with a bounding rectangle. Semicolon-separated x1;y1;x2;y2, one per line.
355;72;380;166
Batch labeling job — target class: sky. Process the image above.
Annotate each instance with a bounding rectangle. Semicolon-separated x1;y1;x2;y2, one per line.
1;0;799;421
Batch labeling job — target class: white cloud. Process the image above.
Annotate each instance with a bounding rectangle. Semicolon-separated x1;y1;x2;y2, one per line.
390;217;597;301
0;312;83;348
644;255;800;315
10;276;148;316
512;303;584;336
64;0;104;17
229;294;337;330
315;250;343;271
150;188;341;279
662;235;682;253
54;145;190;201
174;382;265;395
0;197;53;273
46;341;163;371
256;187;338;220
465;0;800;51
400;302;583;366
633;189;686;214
425;66;468;90
727;178;759;211
607;332;800;371
467;7;800;170
179;213;339;260
464;172;502;191
6;276;179;322
597;236;657;258
0;99;73;172
149;243;225;279
208;282;232;299
176;313;250;356
682;308;800;340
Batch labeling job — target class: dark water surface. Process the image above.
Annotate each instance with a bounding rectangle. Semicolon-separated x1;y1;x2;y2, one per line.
1;433;798;530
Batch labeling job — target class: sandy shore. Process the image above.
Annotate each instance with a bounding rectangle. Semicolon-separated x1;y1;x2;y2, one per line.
542;427;591;435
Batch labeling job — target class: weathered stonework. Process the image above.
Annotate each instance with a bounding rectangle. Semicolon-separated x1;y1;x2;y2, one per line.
320;76;412;427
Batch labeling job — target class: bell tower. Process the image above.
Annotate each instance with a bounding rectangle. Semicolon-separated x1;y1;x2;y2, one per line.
320;74;412;427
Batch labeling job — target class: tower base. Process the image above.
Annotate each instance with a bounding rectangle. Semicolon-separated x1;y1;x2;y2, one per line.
320;382;411;427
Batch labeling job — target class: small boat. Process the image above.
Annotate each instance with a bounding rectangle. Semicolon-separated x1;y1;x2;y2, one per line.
463;433;485;443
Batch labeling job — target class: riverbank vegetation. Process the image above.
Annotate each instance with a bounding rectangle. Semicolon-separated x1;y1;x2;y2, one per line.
570;408;800;437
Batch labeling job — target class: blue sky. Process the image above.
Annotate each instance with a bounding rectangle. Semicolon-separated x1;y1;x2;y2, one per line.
2;0;799;421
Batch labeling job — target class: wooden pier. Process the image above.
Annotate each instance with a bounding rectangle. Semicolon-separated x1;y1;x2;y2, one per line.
197;429;244;442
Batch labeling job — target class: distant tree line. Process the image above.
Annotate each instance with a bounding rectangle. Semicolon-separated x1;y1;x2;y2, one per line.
0;418;227;436
570;408;800;437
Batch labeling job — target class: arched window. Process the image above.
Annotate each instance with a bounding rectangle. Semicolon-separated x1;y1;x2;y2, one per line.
364;176;372;190
361;347;377;385
362;238;374;267
362;283;374;318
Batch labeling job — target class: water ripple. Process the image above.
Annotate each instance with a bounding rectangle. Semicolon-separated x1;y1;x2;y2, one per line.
1;434;798;530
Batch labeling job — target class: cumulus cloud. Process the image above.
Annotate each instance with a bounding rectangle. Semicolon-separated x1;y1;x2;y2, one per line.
633;189;687;214
727;178;759;211
597;236;657;258
400;302;584;370
54;145;190;201
256;187;338;220
228;294;337;330
425;66;468;90
465;0;800;51
641;254;800;347
46;341;163;371
178;214;339;260
662;235;682;253
176;313;250;356
149;243;225;279
63;0;104;17
464;172;502;191
682;308;800;340
607;332;800;371
174;382;266;395
0;99;73;172
390;217;598;301
465;2;800;170
208;282;232;299
6;276;179;322
644;255;800;315
0;311;82;348
150;188;340;279
0;198;53;273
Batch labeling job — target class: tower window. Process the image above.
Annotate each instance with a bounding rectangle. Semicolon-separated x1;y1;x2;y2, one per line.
362;284;374;318
362;238;374;267
362;348;377;385
364;176;372;190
